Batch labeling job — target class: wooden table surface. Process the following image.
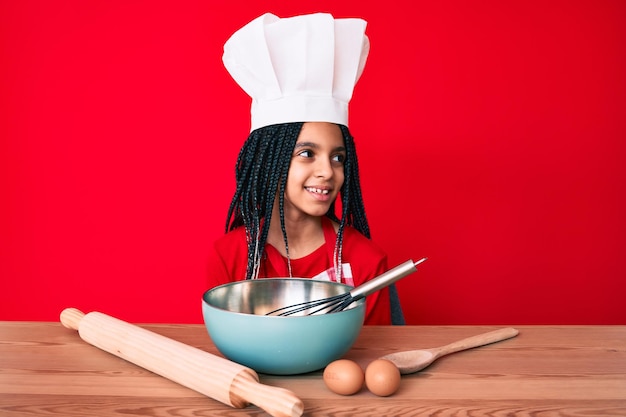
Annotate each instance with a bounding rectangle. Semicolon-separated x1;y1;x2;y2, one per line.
1;321;625;416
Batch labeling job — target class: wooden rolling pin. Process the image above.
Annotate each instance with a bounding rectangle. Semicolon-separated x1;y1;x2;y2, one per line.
60;308;303;417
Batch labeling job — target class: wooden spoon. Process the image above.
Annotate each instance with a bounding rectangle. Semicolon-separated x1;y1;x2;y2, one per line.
381;327;519;374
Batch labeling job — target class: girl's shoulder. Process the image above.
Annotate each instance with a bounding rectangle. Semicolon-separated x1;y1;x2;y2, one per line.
340;225;388;285
213;226;248;252
340;225;387;260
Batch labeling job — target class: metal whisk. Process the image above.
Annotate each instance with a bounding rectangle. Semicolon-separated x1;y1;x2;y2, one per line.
266;257;427;316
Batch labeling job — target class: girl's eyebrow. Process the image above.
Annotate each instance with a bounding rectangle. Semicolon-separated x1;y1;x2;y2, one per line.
294;141;318;149
294;141;346;152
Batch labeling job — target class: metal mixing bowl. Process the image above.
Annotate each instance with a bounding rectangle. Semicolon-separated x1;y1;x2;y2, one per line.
202;278;365;375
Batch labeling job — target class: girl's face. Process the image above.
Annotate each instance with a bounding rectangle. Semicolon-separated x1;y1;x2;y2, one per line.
282;122;346;220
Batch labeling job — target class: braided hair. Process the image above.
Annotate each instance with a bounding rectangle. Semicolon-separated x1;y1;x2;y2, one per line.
225;122;370;280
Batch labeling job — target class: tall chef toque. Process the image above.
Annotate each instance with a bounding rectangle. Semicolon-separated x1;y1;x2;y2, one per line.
222;13;370;132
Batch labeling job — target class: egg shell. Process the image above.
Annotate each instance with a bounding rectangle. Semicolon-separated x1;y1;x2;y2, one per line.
323;359;365;395
365;359;401;397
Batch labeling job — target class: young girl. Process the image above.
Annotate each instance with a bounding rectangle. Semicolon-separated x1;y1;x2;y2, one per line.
206;13;404;325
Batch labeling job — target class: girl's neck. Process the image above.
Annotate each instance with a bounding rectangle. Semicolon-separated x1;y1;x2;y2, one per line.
266;204;325;259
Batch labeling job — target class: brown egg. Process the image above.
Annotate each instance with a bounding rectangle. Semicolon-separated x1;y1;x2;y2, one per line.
365;359;401;397
323;359;365;395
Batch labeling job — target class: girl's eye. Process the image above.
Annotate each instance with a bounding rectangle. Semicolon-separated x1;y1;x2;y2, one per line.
295;149;345;164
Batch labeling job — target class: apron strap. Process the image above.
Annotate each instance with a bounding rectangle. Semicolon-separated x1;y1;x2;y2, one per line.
322;216;338;263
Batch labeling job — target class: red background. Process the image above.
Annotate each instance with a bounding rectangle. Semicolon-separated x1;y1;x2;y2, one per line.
1;0;625;324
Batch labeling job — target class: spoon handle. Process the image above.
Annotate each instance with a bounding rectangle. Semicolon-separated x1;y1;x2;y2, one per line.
433;327;519;358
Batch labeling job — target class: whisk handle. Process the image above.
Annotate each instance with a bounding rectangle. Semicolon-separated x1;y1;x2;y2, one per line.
349;258;426;301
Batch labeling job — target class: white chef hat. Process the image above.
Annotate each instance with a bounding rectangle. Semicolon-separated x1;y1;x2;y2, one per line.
222;13;370;132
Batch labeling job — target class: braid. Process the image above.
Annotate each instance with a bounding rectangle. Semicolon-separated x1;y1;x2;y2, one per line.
337;125;370;237
332;125;370;279
226;123;302;280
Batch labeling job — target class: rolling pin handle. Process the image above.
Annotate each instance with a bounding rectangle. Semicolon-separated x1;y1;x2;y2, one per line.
231;373;304;417
60;308;85;330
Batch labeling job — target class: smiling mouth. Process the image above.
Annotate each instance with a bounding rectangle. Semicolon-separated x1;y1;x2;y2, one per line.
305;187;330;195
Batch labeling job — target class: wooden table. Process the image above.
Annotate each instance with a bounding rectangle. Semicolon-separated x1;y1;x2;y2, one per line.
1;321;625;416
